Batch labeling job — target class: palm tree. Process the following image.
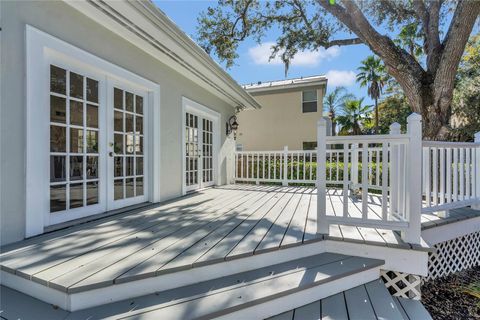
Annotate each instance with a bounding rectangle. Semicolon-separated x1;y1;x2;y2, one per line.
356;56;385;133
323;87;354;136
336;98;372;135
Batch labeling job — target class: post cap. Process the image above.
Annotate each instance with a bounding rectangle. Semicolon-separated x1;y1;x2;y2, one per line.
317;118;327;127
389;122;401;134
407;112;422;122
475;131;480;142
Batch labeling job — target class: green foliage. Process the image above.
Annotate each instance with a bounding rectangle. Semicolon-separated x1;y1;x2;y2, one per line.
450;34;480;142
336;98;372;135
356;56;385;101
376;95;412;134
323;87;354;136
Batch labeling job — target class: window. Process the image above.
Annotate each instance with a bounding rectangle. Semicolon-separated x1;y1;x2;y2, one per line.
236;143;244;151
302;90;317;113
303;141;317;150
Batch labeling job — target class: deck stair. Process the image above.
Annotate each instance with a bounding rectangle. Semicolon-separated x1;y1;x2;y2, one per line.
267;278;433;320
1;252;384;319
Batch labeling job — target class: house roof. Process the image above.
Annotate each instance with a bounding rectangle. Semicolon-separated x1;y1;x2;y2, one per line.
64;0;261;109
243;75;328;94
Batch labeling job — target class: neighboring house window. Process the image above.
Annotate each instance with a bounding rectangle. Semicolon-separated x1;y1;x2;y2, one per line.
303;142;317;150
302;90;317;113
236;143;244;151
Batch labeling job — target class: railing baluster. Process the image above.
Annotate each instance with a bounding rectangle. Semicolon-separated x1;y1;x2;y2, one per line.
361;143;368;220
343;144;349;218
453;148;458;202
446;148;452;204
466;148;471;199
381;143;388;220
432;148;438;206
460;148;465;201
440;147;445;204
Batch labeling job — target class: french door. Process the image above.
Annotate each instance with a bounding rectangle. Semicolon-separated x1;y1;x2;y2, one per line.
185;112;215;192
47;64;148;224
108;84;148;210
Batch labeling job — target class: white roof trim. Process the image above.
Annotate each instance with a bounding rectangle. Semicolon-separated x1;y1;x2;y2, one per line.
243;75;327;94
64;0;261;109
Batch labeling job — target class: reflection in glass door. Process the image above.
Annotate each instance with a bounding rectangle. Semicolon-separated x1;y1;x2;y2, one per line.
202;118;214;187
110;87;145;208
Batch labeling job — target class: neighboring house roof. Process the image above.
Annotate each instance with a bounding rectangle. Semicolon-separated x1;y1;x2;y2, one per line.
65;0;261;109
243;75;328;95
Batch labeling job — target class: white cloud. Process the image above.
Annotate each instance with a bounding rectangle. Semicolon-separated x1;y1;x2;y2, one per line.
248;42;340;67
325;70;356;87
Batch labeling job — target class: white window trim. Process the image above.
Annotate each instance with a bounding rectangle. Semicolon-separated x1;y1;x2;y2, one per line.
25;25;161;237
181;97;221;195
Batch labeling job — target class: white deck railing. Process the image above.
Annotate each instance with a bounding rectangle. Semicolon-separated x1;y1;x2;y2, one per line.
422;139;480;214
233;115;479;245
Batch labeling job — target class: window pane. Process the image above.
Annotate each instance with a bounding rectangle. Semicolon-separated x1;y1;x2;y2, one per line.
126;134;135;154
87;104;98;128
50;96;66;123
125;113;134;133
70;128;84;153
136;157;143;175
136;96;143;115
50;65;66;94
70;156;83;181
114;179;124;200
302;141;317;150
70;72;84;99
126;157;134;176
86;78;98;103
136;136;143;155
114;111;123;132
50;156;66;182
70;100;83;126
125;92;134;112
136;116;143;135
302;90;317;102
114;88;123;109
136;177;144;196
114;134;124;154
86;156;98;179
126;178;134;198
302;101;317;113
86;181;99;205
114;157;123;177
86;130;98;153
69;183;84;209
50;125;66;152
50;185;66;212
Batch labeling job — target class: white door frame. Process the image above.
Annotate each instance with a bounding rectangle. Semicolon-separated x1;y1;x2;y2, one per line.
25;25;161;237
181;97;221;195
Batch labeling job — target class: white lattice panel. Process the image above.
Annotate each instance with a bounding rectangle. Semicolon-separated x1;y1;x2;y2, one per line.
428;231;480;280
381;270;422;300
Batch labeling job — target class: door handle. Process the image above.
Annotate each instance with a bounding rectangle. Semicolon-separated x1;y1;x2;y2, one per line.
109;152;114;157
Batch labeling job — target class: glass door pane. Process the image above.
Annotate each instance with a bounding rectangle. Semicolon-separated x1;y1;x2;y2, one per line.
185;113;200;190
202;118;214;185
49;65;100;214
112;87;145;202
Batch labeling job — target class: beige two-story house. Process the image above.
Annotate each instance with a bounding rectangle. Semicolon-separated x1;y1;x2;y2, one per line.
236;75;330;151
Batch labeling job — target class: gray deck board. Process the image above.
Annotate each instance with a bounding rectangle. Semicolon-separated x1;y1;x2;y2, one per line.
2;184;466;294
267;311;294;320
293;301;321;320
396;297;433;320
364;278;404;320
321;293;348;320
344;284;377;320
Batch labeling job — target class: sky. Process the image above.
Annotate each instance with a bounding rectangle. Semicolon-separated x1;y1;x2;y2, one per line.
155;0;375;105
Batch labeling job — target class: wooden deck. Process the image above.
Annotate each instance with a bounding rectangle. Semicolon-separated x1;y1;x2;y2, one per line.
266;279;432;320
0;184;475;294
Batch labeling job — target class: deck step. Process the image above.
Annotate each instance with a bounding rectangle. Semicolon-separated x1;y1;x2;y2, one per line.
1;253;384;319
267;279;433;320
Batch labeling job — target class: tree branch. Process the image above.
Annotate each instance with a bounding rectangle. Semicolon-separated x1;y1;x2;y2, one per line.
325;38;363;47
434;0;480;112
414;0;442;72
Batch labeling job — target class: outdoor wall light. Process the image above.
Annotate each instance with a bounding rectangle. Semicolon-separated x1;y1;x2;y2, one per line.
226;115;239;139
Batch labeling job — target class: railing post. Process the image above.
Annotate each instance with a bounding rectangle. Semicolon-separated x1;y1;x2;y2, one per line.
402;113;422;245
473;132;480;210
389;122;401;217
317;118;328;235
351;144;359;191
282;145;288;186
